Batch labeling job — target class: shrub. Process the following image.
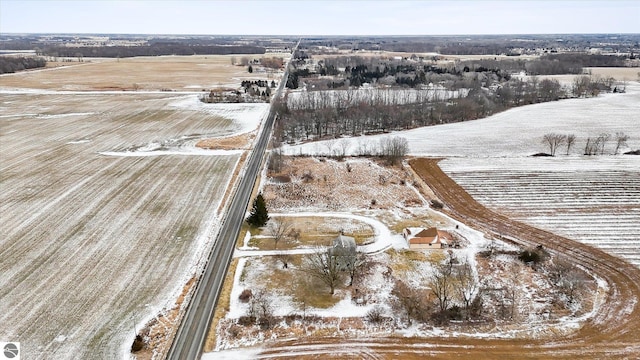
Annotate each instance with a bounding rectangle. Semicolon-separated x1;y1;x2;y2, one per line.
237;315;256;326
518;249;541;264
239;289;252;303
430;200;444;209
131;335;145;352
366;306;385;324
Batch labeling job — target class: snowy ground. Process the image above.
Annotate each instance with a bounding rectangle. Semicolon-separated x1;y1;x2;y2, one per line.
281;83;640;268
205;149;602;357
0;90;266;359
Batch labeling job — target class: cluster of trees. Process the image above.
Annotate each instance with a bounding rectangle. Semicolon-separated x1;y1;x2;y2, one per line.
0;56;46;74
275;51;620;145
259;57;285;70
41;44;265;58
241;79;276;89
275;75;614;144
541;132;630;156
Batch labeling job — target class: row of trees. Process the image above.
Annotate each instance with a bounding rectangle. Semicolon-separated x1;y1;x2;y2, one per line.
41;44;265;58
275;75;613;144
542;132;630;156
0;56;46;74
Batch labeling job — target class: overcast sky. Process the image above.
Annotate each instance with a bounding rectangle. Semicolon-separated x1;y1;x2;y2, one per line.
1;0;638;36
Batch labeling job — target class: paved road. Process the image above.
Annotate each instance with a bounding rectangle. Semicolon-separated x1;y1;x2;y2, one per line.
166;41;298;360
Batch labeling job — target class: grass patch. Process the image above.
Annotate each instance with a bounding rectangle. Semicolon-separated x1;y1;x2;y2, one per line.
386;248;443;276
245;216;376;250
389;218;436;234
204;257;239;352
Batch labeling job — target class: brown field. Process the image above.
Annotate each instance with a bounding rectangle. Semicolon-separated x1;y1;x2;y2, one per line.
583;66;640;81
0;53;287;91
0;54;277;358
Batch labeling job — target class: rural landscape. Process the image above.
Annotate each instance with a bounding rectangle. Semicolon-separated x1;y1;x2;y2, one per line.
1;27;639;360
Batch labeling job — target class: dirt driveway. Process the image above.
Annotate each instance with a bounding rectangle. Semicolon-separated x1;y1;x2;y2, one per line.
253;158;640;359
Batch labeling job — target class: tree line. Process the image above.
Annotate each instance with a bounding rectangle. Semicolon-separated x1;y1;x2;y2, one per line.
0;56;47;74
541;132;631;156
40;44;265;58
274;75;613;144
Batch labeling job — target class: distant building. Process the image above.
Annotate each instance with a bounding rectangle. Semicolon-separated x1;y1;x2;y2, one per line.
330;234;357;270
403;227;447;250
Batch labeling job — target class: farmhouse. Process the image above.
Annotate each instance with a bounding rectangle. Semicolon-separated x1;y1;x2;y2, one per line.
330;234;357;270
403;227;447;250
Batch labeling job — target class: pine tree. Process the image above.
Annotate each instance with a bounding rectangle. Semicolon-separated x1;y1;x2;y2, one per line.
247;193;269;227
248;65;253;73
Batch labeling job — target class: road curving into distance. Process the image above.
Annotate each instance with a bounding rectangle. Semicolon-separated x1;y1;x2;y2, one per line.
255;158;640;359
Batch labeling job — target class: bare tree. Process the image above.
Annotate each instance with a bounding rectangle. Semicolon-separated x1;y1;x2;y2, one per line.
345;252;367;286
301;247;343;295
267;217;292;249
615;132;629;154
336;139;351;158
430;254;455;313
379;136;409;165
542;133;566;156
566;134;576;155
504;262;522;320
248;289;275;329
547;260;586;306
391;279;429;325
268;147;285;173
599;133;611;155
454;259;478;320
323;138;337;156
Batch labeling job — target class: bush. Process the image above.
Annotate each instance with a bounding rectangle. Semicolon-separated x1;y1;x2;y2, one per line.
258;315;275;330
518;249;541;264
366;306;385;324
239;289;252;303
237;315;256;326
131;335;145;352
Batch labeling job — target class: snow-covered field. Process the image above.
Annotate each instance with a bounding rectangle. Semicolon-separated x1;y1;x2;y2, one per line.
441;157;640;267
0;92;264;358
283;83;640;268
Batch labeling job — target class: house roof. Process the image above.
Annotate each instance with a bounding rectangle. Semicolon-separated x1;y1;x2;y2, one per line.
415;227;438;238
333;234;356;249
406;227;447;245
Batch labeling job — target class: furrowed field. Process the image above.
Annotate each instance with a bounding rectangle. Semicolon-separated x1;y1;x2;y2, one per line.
0;87;266;358
441;157;640;267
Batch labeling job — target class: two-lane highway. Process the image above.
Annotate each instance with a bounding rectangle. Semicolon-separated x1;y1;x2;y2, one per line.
166;41;297;360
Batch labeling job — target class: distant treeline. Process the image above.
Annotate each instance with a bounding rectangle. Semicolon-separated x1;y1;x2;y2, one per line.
0;56;47;74
275;51;617;143
41;43;265;58
303;34;640;57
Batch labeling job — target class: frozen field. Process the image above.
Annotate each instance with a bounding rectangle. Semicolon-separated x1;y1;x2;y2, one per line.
441;157;640;267
284;83;640;268
0;92;264;358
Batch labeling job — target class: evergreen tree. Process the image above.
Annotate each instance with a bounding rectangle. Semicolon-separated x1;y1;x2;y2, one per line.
248;65;253;73
247;193;269;227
